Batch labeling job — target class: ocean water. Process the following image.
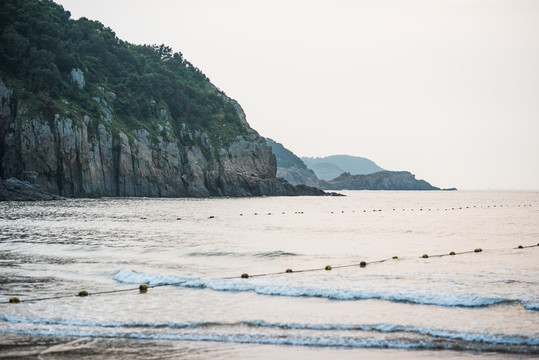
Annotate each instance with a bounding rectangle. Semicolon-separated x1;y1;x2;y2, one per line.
0;190;538;359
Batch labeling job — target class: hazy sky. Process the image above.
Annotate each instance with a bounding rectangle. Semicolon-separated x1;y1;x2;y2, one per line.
55;0;539;190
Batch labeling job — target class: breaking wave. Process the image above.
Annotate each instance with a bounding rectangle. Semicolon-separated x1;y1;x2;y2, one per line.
1;314;537;353
113;269;539;310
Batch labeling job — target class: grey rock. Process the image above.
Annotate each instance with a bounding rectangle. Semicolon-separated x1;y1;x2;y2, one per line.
106;91;116;100
0;178;65;201
277;165;321;188
70;68;85;89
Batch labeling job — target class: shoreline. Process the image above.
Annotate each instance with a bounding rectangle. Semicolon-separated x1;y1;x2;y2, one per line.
0;334;532;360
0;177;342;202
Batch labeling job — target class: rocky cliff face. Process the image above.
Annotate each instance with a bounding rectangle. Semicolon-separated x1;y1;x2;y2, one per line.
276;166;321;188
0;178;65;201
264;138;321;188
0;80;325;198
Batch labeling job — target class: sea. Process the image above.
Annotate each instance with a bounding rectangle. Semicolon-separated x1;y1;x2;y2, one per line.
0;190;538;359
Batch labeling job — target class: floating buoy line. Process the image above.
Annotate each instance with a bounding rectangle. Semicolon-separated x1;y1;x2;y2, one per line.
2;243;538;304
233;203;536;219
6;204;531;222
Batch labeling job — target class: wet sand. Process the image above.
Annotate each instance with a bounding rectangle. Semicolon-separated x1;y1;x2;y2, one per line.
0;334;532;360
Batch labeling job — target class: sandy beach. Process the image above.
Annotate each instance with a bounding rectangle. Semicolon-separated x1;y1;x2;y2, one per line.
1;333;534;360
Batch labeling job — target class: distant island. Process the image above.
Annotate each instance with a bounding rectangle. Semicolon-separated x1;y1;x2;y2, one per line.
266;138;453;191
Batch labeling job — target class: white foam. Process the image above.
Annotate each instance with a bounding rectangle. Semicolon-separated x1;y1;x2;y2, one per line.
523;301;539;311
113;269;531;309
1;314;537;350
245;320;539;346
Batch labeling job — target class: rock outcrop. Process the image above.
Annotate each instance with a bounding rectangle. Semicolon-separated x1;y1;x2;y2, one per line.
265;138;321;187
0;178;65;201
320;171;441;191
276;166;321;188
0;80;326;199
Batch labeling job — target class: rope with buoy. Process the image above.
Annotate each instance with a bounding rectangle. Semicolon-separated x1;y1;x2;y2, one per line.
3;243;538;304
235;203;535;218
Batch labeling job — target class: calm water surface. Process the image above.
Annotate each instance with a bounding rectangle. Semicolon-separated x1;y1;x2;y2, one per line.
0;191;538;358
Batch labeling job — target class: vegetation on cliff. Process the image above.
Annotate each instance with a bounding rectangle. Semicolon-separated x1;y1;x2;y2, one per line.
265;138;307;170
0;0;246;146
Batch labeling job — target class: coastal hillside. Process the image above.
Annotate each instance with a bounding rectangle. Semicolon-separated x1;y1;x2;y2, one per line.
268;139;446;191
0;0;324;198
322;171;440;191
302;155;384;180
265;138;320;187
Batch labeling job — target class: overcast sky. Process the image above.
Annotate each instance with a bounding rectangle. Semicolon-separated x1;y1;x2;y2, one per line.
56;0;539;190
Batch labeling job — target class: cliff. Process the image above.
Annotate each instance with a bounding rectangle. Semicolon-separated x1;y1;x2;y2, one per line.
0;0;326;199
265;138;320;187
0;80;327;199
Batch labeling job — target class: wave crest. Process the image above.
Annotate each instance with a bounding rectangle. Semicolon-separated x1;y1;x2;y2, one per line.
1;314;537;352
113;269;538;310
